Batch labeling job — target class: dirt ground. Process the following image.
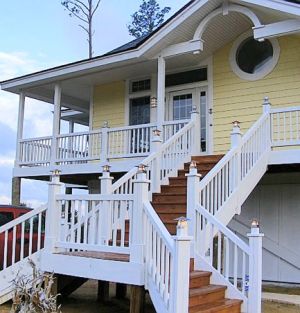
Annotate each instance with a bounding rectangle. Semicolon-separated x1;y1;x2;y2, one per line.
1;280;300;312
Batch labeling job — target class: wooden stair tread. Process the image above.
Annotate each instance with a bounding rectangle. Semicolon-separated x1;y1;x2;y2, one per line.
189;299;242;313
189;284;226;297
190;271;211;278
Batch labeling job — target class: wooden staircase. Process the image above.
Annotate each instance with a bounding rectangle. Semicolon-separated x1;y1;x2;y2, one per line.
151;155;242;313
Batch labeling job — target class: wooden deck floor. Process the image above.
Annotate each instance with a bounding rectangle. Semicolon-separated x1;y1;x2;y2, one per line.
57;251;130;262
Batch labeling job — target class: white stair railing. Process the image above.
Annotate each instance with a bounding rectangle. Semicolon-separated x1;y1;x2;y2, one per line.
198;111;271;226
195;205;263;313
143;201;191;313
0;206;46;303
111;119;196;195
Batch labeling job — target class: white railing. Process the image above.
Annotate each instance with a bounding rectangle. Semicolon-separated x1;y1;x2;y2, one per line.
55;194;133;254
143;201;174;311
111;120;195;195
271;106;300;147
195;205;263;313
107;123;155;159
199;112;271;218
56;130;102;163
0;207;46;271
19;136;52;166
17;120;191;167
195;205;249;300
163;119;189;142
143;201;191;313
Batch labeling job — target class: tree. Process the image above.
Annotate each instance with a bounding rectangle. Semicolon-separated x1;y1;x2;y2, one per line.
128;0;171;39
61;0;102;58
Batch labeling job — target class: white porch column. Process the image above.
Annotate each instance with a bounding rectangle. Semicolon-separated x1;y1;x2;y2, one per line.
247;220;264;313
15;92;25;166
157;56;166;132
51;84;62;165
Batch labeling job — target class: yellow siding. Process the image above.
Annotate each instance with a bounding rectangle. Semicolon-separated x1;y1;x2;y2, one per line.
213;35;300;153
93;81;126;129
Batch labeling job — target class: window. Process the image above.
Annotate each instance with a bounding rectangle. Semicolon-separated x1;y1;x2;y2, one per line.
129;97;150;126
173;94;193;120
130;79;151;93
166;68;207;87
230;31;280;81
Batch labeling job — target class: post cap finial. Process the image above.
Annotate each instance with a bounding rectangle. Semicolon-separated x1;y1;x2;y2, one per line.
137;164;147;173
191;105;198;113
103;121;109;128
152;129;161;137
102;164;111;173
232;120;241;128
175;216;189;229
51;169;61;177
251;218;259;228
190;161;198;169
263;96;270;105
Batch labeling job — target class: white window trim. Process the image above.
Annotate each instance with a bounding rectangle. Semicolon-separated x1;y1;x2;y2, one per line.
229;30;280;81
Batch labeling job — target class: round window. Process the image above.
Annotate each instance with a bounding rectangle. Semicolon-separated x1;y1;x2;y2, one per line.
230;31;280;81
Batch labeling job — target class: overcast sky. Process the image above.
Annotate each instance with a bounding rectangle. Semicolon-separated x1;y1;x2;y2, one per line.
0;0;189;207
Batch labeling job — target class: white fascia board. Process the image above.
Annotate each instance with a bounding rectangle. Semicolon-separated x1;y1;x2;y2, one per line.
254;19;300;40
239;0;300;17
0;50;141;92
160;39;204;58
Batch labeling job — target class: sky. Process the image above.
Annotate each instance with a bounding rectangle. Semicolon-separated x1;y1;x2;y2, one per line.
0;0;189;207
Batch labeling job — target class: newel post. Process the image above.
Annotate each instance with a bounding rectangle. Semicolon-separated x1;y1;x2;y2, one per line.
186;161;201;255
262;96;271;114
131;165;150;264
231;121;242;148
99;164;113;245
247;219;264;313
172;218;192;313
150;129;163;193
101;121;109;163
45;170;62;253
191;106;201;155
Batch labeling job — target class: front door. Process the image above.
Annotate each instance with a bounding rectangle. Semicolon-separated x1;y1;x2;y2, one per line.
168;88;209;153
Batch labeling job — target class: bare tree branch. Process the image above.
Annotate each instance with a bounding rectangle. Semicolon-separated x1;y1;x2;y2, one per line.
79;24;89;35
92;0;102;17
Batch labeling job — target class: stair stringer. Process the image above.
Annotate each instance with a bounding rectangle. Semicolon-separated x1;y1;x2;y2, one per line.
214;149;270;228
0;250;43;304
195;255;247;312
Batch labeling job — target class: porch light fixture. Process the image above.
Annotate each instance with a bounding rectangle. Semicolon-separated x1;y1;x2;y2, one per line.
190;161;198;169
51;169;61;176
102;164;111;173
150;97;158;108
137;164;147;173
251;218;259;228
232;120;241;128
152;129;161;137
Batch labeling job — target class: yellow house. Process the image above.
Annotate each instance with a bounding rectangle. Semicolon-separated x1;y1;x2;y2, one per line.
1;0;300;312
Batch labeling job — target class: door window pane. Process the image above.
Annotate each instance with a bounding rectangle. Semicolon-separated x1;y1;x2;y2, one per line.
173;94;193;120
200;91;207;152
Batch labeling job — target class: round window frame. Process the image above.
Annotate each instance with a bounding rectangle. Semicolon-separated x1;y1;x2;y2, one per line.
229;31;280;81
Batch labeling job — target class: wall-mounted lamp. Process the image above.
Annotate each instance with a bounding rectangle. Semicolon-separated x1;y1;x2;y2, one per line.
150;97;158;108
